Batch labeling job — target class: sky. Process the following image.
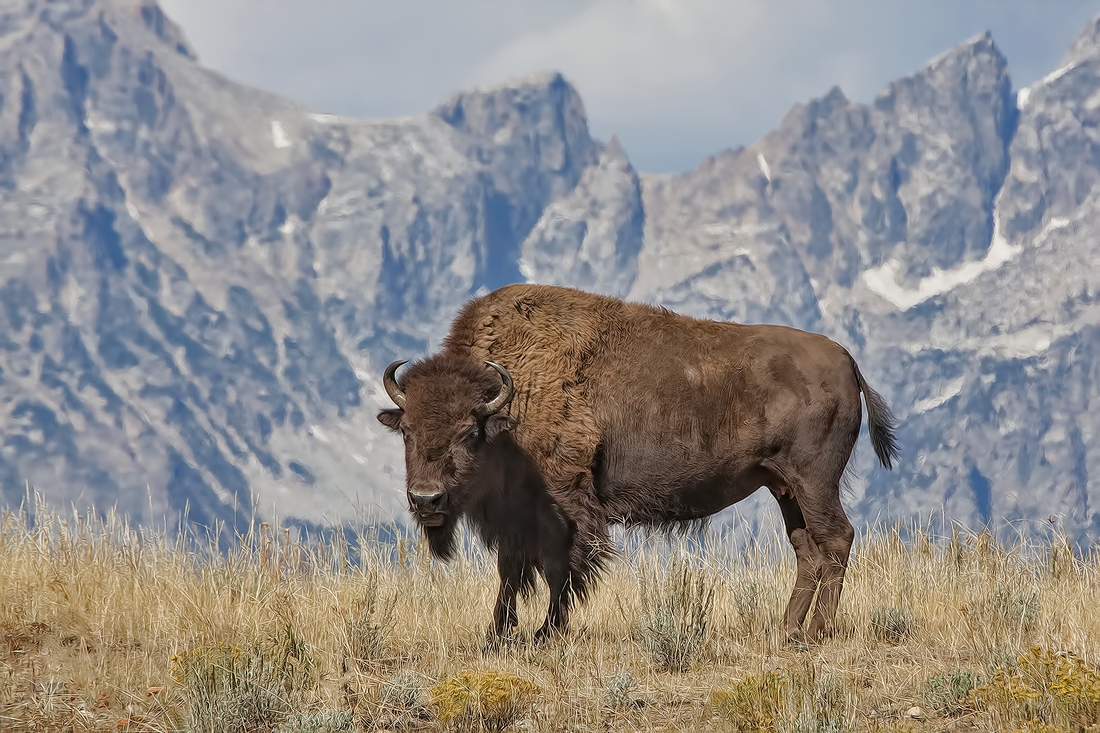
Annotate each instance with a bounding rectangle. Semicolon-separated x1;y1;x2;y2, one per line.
158;0;1100;174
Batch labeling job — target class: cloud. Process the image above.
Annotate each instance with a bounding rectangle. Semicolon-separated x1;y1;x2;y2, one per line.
158;0;1099;173
158;0;585;117
471;0;1100;170
468;0;844;168
473;0;830;118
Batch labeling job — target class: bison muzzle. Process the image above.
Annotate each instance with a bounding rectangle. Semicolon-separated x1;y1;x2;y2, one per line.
377;283;899;648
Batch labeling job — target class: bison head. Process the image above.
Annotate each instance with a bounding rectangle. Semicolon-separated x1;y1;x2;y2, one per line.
376;354;516;557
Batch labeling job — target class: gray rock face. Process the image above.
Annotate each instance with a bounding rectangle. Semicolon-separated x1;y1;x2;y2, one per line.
0;0;622;539
520;136;643;298
4;0;1100;545
854;18;1100;541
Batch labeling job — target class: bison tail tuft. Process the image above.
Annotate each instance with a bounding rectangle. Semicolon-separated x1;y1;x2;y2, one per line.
851;359;899;471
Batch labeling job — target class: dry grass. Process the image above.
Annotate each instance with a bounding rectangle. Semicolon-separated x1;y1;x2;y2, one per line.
3;501;1100;732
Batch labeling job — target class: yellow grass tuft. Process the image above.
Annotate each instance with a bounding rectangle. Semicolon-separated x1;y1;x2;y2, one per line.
430;669;540;730
3;499;1100;731
971;645;1100;730
709;663;848;732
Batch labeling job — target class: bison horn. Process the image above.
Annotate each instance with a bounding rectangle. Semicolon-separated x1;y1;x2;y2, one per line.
383;359;408;409
476;361;514;417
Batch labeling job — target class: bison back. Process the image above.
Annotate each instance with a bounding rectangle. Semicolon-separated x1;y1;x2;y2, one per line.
442;284;861;511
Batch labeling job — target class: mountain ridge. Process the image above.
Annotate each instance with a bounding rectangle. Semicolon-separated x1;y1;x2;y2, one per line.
3;0;1100;545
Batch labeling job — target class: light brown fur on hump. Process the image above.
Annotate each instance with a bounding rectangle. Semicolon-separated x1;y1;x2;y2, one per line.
442;285;617;501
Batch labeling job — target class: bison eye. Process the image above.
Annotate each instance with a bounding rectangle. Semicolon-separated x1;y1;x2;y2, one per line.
461;425;481;448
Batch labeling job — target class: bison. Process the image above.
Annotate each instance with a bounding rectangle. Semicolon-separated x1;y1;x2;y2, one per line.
377;283;898;646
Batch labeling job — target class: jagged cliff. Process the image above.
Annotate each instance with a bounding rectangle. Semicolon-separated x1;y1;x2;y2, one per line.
3;0;1100;543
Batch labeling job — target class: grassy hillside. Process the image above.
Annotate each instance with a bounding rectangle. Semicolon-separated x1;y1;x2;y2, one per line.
2;501;1100;732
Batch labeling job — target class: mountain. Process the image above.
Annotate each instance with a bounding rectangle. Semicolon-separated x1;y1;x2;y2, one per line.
0;0;619;538
2;0;1099;544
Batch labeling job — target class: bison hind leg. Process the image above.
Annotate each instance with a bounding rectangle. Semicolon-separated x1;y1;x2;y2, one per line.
770;471;856;644
801;493;855;642
772;490;825;644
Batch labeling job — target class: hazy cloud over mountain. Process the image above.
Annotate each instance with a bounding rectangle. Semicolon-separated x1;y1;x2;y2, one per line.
160;0;1098;172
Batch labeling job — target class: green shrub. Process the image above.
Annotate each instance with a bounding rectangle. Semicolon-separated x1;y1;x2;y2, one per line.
603;670;637;710
172;627;316;733
635;559;715;672
341;580;396;672
869;606;914;645
275;709;355;733
711;665;846;733
970;646;1100;729
923;669;979;716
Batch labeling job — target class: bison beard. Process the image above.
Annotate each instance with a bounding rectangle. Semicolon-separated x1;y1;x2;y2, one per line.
377;283;899;648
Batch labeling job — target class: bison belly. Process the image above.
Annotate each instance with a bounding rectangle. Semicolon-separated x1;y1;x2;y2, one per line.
597;428;766;525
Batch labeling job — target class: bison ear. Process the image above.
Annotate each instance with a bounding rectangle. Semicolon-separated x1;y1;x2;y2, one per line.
377;409;403;431
482;413;517;442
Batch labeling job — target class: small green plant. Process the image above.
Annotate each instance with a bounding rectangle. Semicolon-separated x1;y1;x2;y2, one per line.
380;669;426;711
962;584;1041;656
603;670;637;710
635;558;716;672
365;669;429;727
869;606;913;645
796;670;847;733
711;670;790;731
275;708;355;733
923;669;979;715
430;669;540;731
711;666;846;733
731;576;772;634
972;586;1040;634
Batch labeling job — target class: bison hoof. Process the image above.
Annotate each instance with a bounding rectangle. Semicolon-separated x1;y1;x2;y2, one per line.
482;628;516;654
783;631;809;651
533;624;565;646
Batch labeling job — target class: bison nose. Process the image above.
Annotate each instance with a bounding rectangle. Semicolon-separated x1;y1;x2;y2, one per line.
408;491;446;513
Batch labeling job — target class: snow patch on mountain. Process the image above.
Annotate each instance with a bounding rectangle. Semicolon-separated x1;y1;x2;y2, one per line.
757;152;771;181
862;226;1022;310
912;376;966;414
270;120;291;148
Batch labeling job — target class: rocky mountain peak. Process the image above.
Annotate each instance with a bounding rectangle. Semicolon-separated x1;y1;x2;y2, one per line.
428;71;602;293
432;71;599;177
602;134;628;162
1060;12;1100;67
128;0;196;59
873;29;1011;123
6;1;1100;547
20;0;196;59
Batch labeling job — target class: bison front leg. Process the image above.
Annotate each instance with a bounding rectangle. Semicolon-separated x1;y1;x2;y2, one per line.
533;511;575;645
534;556;571;644
484;551;524;652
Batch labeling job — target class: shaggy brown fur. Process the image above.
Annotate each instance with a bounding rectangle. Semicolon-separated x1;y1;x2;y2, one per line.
378;283;898;645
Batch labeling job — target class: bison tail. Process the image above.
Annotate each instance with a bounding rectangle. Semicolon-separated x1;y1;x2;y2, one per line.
851;358;899;471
